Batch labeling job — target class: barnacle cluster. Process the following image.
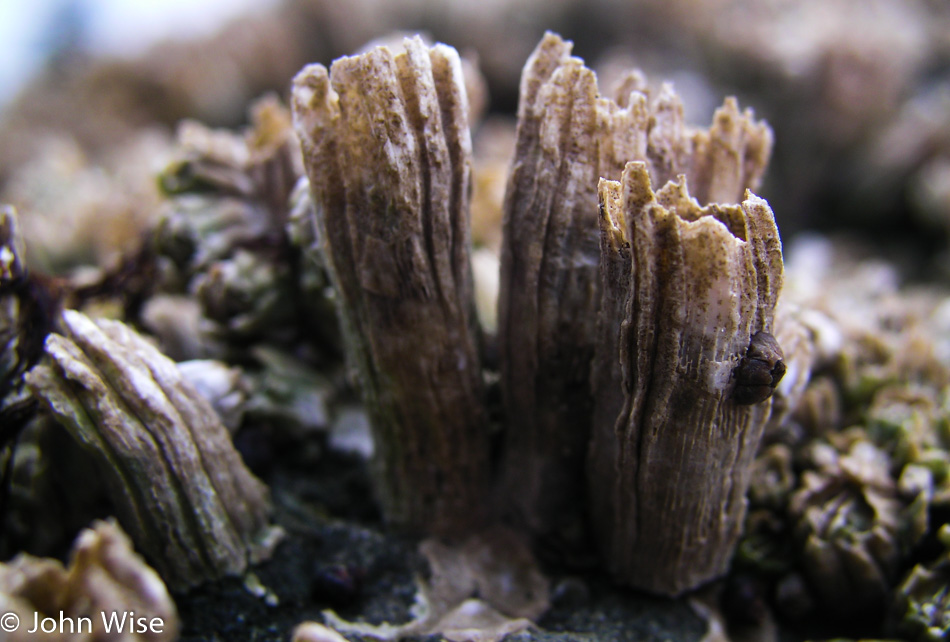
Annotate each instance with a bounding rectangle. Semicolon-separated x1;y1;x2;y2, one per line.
734;242;950;631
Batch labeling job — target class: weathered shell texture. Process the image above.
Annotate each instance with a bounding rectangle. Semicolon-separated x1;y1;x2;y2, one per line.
498;31;773;547
588;161;783;595
292;37;489;536
25;310;279;591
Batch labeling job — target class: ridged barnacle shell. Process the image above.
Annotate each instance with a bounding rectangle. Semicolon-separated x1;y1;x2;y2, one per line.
292;36;490;536
588;160;783;595
25;310;281;590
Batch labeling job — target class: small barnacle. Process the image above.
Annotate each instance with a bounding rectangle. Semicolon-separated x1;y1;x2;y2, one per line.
789;441;903;620
733;331;787;405
893;525;950;641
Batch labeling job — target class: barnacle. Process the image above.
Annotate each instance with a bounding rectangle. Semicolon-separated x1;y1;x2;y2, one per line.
588;161;783;595
25;310;282;591
153;95;322;355
292;36;490;536
498;32;773;549
789;440;903;619
0;206;33;421
894;525;950;641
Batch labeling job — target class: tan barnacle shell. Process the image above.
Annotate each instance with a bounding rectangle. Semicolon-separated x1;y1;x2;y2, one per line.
497;32;773;549
291;37;489;536
0;519;178;641
25;310;282;591
587;161;783;595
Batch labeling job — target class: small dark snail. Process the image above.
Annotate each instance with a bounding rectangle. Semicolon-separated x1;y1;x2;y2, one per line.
732;331;786;405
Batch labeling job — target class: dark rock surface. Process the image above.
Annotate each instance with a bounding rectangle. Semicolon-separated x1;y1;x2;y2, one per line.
176;451;707;642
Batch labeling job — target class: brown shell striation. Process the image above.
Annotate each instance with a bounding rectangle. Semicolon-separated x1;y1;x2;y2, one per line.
588;161;783;595
292;37;489;536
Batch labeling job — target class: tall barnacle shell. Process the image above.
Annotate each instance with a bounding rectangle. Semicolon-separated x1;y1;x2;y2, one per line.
291;37;489;535
498;31;613;548
789;440;902;619
588;161;784;595
497;32;773;547
25;310;282;591
0;519;179;641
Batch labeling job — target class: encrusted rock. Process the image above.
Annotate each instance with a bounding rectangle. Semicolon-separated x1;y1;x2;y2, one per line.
25;310;282;591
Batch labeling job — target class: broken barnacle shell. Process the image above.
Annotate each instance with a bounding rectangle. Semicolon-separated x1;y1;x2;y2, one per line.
322;526;548;642
25;310;282;591
789;440;903;620
0;519;178;641
497;31;774;548
176;358;248;433
292;37;490;535
587;161;783;595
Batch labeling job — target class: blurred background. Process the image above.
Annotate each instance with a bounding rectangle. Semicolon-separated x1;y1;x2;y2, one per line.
0;0;278;108
1;0;949;278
